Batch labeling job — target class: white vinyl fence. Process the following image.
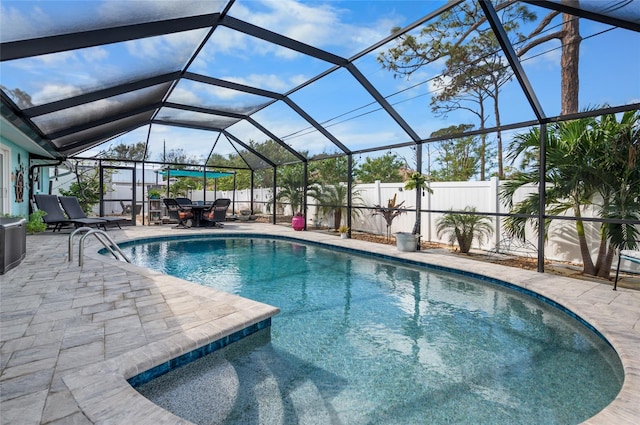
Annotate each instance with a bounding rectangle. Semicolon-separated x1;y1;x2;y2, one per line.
197;178;638;270
59;171;638;271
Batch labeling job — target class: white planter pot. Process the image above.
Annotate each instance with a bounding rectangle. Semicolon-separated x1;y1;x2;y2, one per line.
340;233;348;239
395;232;418;252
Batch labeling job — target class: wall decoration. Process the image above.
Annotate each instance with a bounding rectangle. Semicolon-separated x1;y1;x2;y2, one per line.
14;153;25;203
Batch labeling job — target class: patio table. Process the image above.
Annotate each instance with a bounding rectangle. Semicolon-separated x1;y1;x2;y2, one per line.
188;204;209;227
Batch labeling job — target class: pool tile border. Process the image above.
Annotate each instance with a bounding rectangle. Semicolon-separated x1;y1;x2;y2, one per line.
127;318;271;388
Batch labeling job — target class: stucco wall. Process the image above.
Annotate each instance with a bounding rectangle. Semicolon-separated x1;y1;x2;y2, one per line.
0;137;30;218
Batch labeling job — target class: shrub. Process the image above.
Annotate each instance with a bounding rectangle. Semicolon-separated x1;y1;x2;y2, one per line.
436;206;493;254
26;210;47;234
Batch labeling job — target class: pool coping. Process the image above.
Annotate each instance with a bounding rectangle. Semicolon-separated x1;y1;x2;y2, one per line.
3;223;637;424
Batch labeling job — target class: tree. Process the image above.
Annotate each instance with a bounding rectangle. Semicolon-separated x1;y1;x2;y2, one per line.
0;86;34;109
273;164;306;215
207;153;249;190
58;161;111;214
502;121;596;275
99;142;149;161
378;0;583;178
589;110;640;276
160;148;199;167
403;171;433;237
501;110;640;277
355;153;404;183
168;178;198;198
252;139;303;188
309;155;350;185
308;183;364;230
429;124;481;181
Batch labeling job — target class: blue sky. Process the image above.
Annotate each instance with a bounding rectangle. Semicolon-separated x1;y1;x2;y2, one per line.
1;0;639;172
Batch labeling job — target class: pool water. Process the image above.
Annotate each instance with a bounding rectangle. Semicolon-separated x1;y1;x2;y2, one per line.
124;237;623;425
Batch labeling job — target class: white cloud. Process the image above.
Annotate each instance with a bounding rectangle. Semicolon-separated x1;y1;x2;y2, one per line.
228;73;293;93
202;84;246;101
82;46;109;62
0;4;57;42
33;50;77;66
32;83;82;105
168;86;202;105
224;0;404;58
96;0;217;27
124;29;205;64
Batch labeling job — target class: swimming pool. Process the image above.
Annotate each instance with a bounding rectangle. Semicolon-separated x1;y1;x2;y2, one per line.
120;236;622;424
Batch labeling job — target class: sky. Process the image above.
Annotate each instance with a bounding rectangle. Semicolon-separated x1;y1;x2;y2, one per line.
1;0;639;174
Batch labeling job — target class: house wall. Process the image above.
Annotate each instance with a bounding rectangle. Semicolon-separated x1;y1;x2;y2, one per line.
0;136;30;218
31;164;50;197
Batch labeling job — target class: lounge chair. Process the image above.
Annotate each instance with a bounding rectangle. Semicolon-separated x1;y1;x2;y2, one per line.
59;196;125;229
33;194;107;232
202;198;231;228
163;198;193;228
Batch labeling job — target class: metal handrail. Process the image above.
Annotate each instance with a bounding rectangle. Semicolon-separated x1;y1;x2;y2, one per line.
69;227;131;266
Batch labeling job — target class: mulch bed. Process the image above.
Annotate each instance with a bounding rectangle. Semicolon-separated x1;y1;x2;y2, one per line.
260;221;638;288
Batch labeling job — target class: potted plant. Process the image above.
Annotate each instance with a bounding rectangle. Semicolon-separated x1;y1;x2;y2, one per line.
338;225;350;239
238;209;252;221
148;188;162;199
436;206;494;253
291;211;305;231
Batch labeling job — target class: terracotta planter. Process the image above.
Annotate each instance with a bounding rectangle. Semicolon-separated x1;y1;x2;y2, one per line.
291;215;305;231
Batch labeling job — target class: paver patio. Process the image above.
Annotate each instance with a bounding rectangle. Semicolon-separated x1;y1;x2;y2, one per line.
1;223;638;424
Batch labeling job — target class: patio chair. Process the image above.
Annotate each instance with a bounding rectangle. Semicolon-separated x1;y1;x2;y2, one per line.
202;198;231;228
33;194;107;232
119;200;141;215
60;196;125;229
163;198;193;228
175;197;193;206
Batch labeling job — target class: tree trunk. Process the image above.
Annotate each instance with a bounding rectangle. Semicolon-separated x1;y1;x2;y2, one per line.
493;84;504;179
456;229;473;253
479;134;486;181
479;99;487;180
561;2;581;115
594;231;608;275
596;243;616;279
574;205;595;275
334;209;342;231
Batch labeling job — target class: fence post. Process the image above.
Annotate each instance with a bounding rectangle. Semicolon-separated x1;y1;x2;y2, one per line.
426;182;432;242
490;176;500;250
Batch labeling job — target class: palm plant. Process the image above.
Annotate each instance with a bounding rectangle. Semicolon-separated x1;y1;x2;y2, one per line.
501;110;640;277
308;183;364;230
436;206;493;254
272;165;305;215
372;193;406;241
590;110;640;276
404;172;433;235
